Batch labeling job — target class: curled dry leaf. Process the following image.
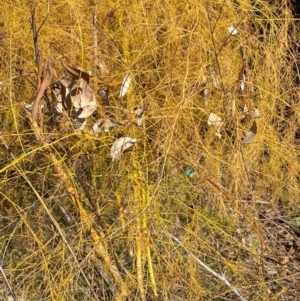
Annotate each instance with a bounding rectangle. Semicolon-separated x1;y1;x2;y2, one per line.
60;62;96;118
62;61;90;83
110;137;140;161
119;73;131;98
37;59;44;92
242;120;257;144
32;60;53;124
134;106;144;126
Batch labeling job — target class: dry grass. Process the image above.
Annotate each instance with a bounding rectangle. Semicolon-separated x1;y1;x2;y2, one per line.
1;0;300;300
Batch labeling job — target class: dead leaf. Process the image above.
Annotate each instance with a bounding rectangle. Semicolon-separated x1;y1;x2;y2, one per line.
110;137;140;161
119;73;131;98
242;121;257;144
24;102;45;111
240;73;246;91
134;106;144;126
62;61;90;84
60;62;96;118
90;118;123;136
73;117;86;131
211;71;219;89
208;112;223;137
32;60;53;124
252;108;262;119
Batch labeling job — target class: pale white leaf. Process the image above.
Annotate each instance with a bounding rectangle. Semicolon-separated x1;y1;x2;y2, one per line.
72;94;82;110
54;102;64;113
208;112;223;137
119;73;131;98
243;106;262;119
90;118;123;137
24;102;45;111
203;88;210;107
90;120;103;137
240;73;246;91
203;88;210;97
242;121;257;144
211;71;219;89
101;118;123;133
134;107;144;126
208;112;222;128
252;108;262;119
243;105;249;115
228;25;238;35
77;103;97;118
110;137;140;161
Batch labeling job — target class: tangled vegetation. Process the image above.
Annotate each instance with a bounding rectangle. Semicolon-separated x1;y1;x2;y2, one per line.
1;0;300;300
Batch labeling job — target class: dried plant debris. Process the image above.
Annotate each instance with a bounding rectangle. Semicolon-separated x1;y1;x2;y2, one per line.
119;73;131;98
90;118;123;137
48;61;98;132
242;120;257;144
208;112;223;138
60;62;97;118
110;137;140;161
134;106;144;126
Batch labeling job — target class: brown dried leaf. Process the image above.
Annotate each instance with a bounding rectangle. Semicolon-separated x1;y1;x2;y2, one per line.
32;60;53;124
62;61;90;84
37;59;44;92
